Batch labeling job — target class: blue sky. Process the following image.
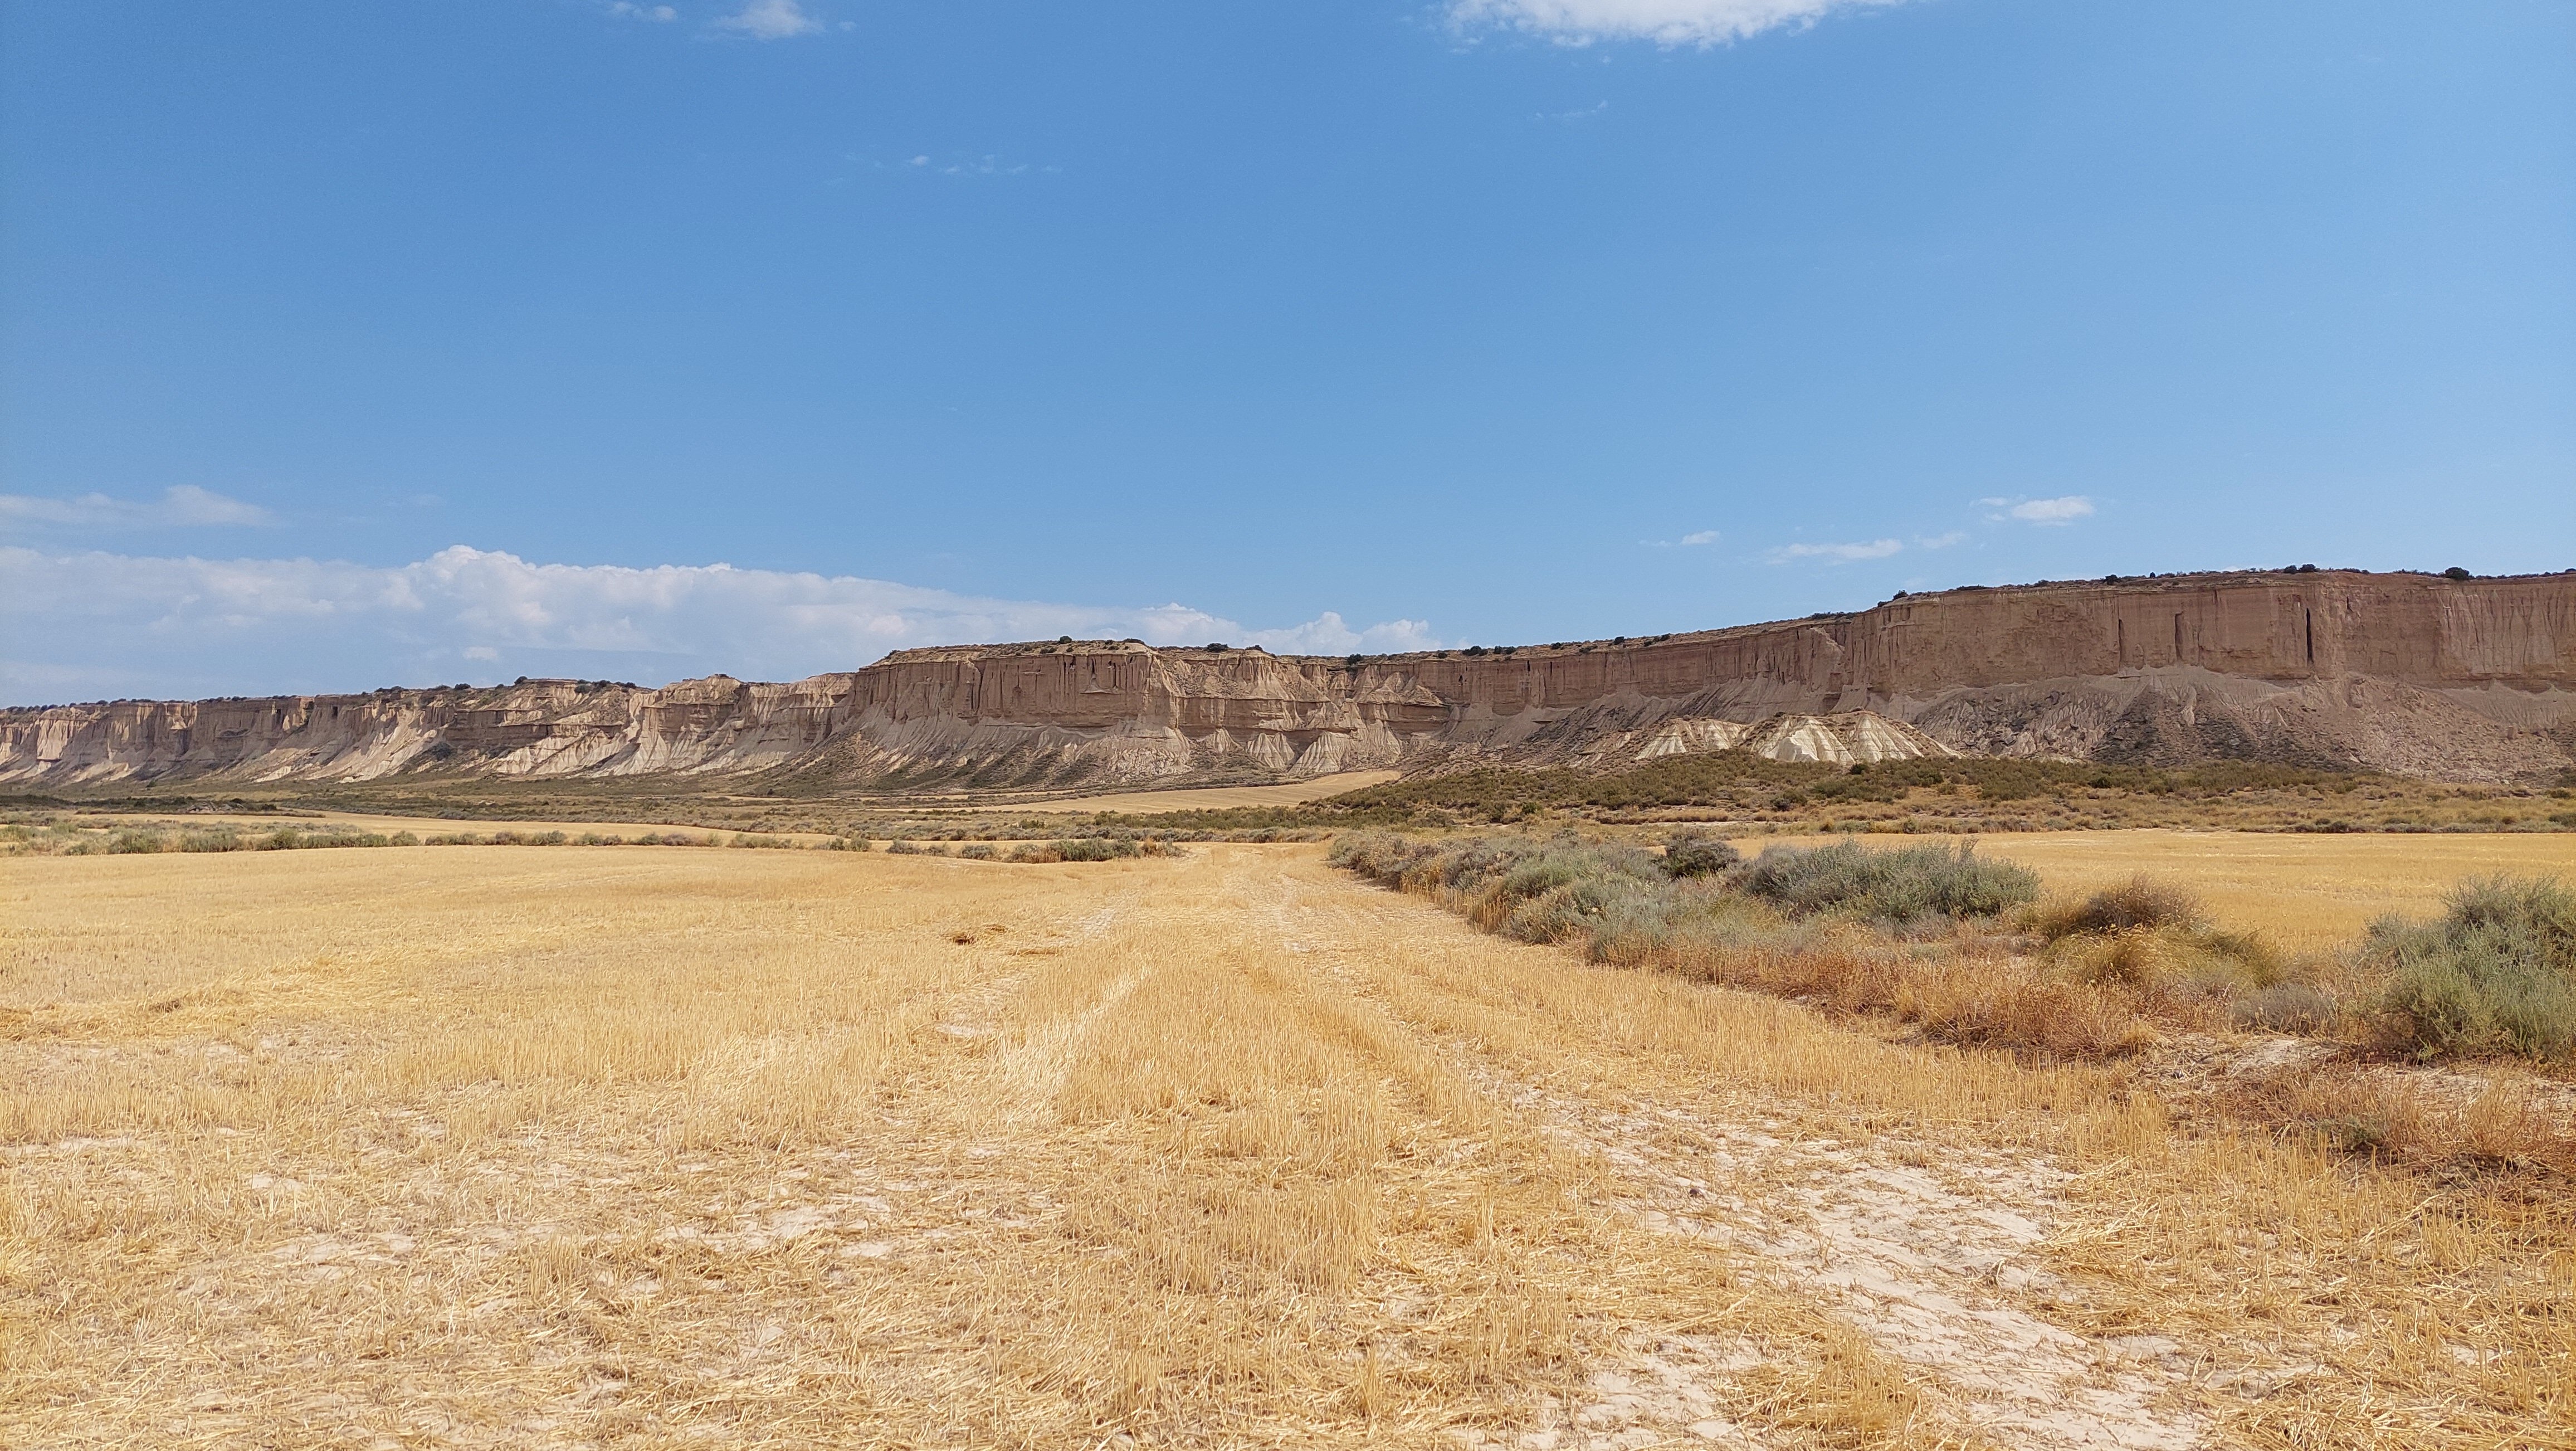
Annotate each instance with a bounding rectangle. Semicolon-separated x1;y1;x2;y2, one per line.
3;0;2570;701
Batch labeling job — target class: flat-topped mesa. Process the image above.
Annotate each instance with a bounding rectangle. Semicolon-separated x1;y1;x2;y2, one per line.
4;568;2571;788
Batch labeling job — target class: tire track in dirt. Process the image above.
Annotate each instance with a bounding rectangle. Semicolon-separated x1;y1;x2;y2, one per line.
1255;854;2207;1450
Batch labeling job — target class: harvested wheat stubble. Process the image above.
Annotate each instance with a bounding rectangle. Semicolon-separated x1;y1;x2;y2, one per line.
1753;830;2576;952
2;844;2570;1448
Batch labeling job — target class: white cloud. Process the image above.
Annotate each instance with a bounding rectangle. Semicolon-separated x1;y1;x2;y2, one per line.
608;2;678;20
2006;495;2095;525
713;0;820;39
1453;0;1900;47
1764;538;1902;564
1679;529;1720;546
1239;611;1441;655
0;485;272;529
1914;530;1967;549
1644;529;1720;548
0;546;1446;704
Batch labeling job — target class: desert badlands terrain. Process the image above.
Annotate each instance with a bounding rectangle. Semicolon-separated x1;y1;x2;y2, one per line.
7;568;2575;791
6;566;2575;1448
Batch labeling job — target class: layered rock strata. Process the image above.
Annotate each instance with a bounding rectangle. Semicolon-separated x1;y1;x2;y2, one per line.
5;569;2570;788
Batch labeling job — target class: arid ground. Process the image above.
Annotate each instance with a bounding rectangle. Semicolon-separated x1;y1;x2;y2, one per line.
4;839;2571;1448
1749;831;2576;951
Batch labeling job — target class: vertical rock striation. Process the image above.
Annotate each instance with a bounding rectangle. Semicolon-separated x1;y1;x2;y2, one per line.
5;568;2570;788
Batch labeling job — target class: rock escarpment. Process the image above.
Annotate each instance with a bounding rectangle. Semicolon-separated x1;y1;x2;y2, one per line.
6;569;2571;789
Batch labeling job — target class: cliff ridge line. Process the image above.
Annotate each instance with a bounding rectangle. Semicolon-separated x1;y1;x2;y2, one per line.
5;568;2570;788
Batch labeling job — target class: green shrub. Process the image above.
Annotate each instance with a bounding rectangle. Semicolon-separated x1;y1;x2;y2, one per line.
2363;875;2576;1063
1326;830;1446;883
106;829;167;854
1740;840;2037;924
1660;831;1740;879
1501;871;1666;946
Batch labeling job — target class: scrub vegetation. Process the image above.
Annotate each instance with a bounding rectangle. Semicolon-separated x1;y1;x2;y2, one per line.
2363;875;2576;1063
15;746;2576;845
1331;829;2576;1075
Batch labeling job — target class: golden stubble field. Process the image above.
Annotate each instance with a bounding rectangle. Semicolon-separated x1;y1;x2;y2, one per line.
1757;830;2576;950
2;840;2570;1448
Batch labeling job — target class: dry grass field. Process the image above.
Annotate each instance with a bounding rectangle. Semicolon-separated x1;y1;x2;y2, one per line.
3;843;2570;1448
1754;830;2576;951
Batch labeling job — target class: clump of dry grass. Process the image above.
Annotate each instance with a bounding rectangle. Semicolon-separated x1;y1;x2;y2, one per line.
2227;1064;2576;1175
2026;873;2204;938
2024;875;2315;1033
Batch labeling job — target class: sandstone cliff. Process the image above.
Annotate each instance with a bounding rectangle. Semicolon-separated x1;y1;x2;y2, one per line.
6;569;2571;789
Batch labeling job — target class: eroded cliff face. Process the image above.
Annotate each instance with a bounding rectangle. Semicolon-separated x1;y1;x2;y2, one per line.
6;569;2571;788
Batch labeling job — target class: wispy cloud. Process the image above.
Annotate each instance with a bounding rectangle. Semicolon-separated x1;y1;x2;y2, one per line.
0;546;1446;704
1645;529;1721;548
1241;611;1439;655
1454;0;1901;47
1765;538;1902;564
1914;530;1967;549
1978;495;2096;526
0;485;272;529
713;0;820;40
607;2;677;20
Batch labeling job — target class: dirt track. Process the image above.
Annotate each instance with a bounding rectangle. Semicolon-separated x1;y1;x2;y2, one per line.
3;845;2564;1447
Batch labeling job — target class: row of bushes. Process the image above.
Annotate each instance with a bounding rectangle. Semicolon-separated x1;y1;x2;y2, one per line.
47;825;743;854
1324;753;2390;816
864;821;1330;845
889;836;1187;863
1333;831;2165;1058
45;824;1208;860
1329;830;2576;1067
1334;831;2041;936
